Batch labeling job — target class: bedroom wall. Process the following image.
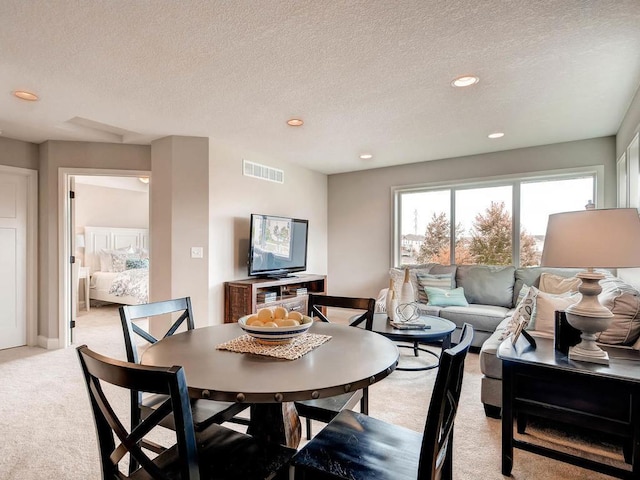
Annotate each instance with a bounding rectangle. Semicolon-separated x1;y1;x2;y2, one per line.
74;183;149;231
39;141;151;345
208;141;328;324
326;136;617;300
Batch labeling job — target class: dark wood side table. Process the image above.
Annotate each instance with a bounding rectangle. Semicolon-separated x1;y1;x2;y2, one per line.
498;335;640;479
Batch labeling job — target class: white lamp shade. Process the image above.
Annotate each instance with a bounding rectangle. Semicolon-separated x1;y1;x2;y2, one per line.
541;208;640;268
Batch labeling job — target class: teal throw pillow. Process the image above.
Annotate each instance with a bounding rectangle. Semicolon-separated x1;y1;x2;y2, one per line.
126;258;149;270
424;286;469;307
416;273;454;303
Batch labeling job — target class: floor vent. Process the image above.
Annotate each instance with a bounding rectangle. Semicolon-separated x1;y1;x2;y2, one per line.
243;160;284;184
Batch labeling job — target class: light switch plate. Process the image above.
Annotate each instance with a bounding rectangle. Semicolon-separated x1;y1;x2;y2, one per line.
191;247;204;259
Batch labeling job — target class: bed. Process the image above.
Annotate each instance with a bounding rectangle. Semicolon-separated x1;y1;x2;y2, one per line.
84;226;149;305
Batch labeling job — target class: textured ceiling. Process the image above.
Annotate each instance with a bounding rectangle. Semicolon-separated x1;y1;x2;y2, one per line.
1;1;639;174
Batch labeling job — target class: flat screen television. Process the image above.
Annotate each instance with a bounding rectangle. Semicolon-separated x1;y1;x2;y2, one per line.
248;213;309;278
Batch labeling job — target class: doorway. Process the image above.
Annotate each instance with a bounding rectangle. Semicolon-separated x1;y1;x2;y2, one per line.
59;168;150;348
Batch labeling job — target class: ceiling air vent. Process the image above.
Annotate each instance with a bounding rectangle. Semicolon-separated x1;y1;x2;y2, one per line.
243;160;284;184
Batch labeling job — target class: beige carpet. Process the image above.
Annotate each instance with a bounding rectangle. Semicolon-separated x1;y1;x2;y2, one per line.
0;305;627;479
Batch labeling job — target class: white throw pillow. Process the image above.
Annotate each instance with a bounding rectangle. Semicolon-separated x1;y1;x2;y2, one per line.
539;273;581;295
529;287;580;336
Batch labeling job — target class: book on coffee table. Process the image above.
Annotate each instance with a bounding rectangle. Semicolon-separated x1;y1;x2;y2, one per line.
389;320;431;330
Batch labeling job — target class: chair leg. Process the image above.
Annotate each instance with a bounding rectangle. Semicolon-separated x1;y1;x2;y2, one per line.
442;437;454;480
361;388;369;415
306;417;312;440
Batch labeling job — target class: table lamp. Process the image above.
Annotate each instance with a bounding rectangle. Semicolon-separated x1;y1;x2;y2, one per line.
541;208;640;364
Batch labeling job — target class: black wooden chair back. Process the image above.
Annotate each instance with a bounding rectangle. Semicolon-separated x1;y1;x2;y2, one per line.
307;293;375;330
119;297;249;474
418;322;473;479
77;345;200;479
290;323;474;480
119;297;195;364
296;294;376;439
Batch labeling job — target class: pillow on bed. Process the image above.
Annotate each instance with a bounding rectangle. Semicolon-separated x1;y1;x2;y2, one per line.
126;258;149;270
99;249;114;272
99;246;140;272
110;252;129;272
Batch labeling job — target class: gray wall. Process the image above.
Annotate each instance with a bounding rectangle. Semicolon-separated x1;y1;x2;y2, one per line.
150;136;209;330
39;141;151;341
0;135;328;345
0;137;39;169
327;136;617;300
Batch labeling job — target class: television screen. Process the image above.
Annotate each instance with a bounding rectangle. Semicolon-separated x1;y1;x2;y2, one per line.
248;214;309;277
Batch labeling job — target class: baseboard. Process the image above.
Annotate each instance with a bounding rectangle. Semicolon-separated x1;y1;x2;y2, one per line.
37;335;61;350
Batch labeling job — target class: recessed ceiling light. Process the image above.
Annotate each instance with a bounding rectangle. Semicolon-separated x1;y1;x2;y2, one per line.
13;90;39;101
451;75;479;88
287;118;303;127
359;154;373;160
488;132;505;139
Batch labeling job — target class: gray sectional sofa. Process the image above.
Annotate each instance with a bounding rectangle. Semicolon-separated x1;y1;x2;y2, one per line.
377;263;640;417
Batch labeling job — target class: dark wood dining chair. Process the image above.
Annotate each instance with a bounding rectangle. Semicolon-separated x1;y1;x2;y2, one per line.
294;294;376;439
119;298;250;470
290;323;474;480
76;345;295;480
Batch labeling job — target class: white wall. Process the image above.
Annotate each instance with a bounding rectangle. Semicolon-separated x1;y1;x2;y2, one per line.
208;141;328;324
327;136;617;300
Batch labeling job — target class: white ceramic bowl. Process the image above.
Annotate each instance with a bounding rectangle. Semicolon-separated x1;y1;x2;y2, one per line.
237;314;313;343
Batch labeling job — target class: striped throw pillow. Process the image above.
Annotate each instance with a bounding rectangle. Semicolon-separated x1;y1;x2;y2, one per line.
416;273;454;303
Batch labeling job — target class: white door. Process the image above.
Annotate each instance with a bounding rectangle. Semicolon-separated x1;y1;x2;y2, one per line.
0;172;27;349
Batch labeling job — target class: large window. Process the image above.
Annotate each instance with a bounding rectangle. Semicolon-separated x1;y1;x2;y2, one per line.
394;172;596;267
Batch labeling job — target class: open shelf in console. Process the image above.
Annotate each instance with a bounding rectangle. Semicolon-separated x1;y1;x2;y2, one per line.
223;274;327;323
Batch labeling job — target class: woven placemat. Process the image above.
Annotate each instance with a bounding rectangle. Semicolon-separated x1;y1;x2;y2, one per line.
216;333;332;360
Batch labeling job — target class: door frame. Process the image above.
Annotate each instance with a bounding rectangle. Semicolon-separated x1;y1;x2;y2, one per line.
0;165;38;347
58;168;150;348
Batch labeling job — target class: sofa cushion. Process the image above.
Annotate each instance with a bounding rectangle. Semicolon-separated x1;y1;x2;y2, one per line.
438;304;510;333
479;317;512;379
424;286;468;307
596;274;640;345
456;265;515;308
428;264;458;279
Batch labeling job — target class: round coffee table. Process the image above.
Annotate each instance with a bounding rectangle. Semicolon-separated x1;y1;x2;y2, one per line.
358;313;456;371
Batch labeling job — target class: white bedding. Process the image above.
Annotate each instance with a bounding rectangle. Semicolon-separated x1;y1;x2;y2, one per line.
90;269;149;305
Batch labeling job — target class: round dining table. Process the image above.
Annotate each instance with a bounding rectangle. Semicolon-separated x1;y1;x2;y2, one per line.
141;322;399;448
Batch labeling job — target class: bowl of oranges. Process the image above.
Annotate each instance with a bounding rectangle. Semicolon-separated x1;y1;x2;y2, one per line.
238;307;313;344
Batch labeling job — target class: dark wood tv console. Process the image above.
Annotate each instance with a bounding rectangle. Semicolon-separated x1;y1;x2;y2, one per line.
223;274;327;323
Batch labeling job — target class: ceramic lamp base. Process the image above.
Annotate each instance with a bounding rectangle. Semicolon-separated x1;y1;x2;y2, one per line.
568;342;609;365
